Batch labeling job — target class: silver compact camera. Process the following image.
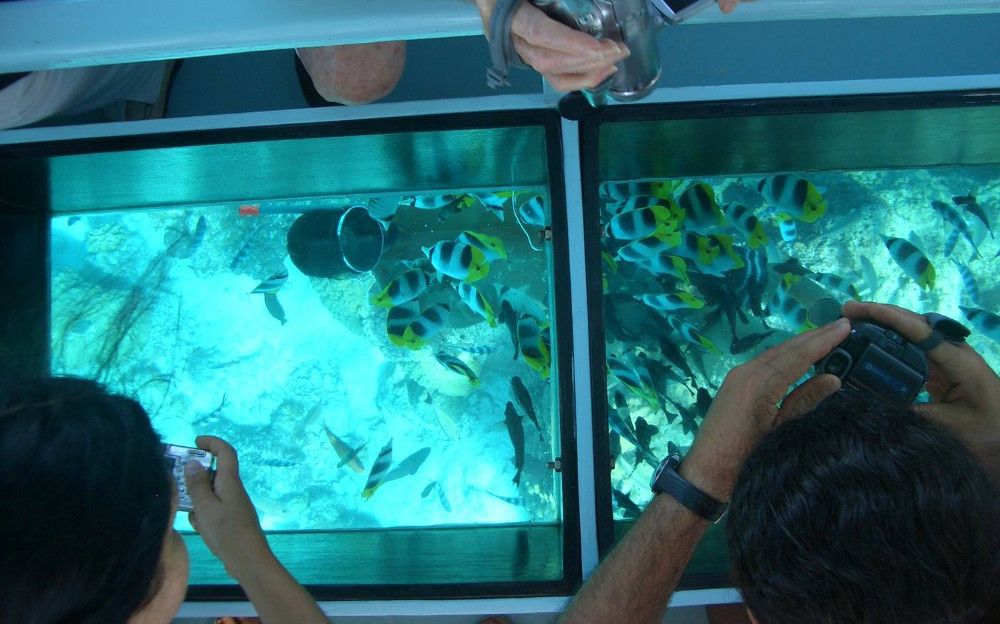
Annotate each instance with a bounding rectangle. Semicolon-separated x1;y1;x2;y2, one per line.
163;444;215;512
531;0;716;104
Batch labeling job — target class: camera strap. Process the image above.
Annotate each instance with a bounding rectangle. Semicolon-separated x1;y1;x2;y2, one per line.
918;313;971;351
486;0;528;88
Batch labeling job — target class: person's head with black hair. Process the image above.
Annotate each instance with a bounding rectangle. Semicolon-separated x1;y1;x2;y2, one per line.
0;377;189;624
726;399;1000;624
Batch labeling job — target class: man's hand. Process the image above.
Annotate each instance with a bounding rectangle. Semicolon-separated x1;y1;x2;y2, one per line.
475;0;628;92
184;435;275;582
842;301;1000;440
681;318;851;500
473;0;752;92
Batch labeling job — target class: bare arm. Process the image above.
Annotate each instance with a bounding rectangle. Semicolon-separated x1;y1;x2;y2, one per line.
560;319;852;624
558;481;709;624
185;436;329;624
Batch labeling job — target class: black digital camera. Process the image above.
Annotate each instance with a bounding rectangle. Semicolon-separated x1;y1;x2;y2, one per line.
815;321;930;406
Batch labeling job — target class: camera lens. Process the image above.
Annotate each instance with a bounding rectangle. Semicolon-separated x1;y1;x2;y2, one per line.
823;350;851;378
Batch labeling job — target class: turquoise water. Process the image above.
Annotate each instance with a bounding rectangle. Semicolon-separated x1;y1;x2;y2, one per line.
602;166;1000;519
49;189;560;532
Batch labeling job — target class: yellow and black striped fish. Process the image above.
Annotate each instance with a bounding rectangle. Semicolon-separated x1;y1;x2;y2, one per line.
423;241;490;283
456;230;507;262
678;183;726;233
768;273;816;332
361;439;393;500
607;198;682;241
757;175;827;223
453;282;496;327
636;292;705;312
600;179;680;203
400;303;451;350
665;314;719;353
883;236;935;291
371;268;429;308
434;352;481;386
721;202;769;248
614;227;682;263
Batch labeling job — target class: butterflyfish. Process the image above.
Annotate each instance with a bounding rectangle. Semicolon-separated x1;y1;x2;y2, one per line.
400;303;451;350
607;200;683;241
883;236;935;291
757;175;828;223
452;281;497;327
456;230;507;262
361;439;393;500
678;183;726;233
664;314;720;354
422;241;490;283
636;292;706;312
721;202;769;248
371;269;429;308
434;352;481;386
614;227;682;263
811;272;861;301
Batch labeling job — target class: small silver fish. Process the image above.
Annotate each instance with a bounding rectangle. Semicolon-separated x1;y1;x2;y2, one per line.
436;482;452;512
230;226;258;271
264;293;287;325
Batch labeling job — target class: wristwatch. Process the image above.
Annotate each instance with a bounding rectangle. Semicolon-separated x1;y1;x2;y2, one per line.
650;454;728;523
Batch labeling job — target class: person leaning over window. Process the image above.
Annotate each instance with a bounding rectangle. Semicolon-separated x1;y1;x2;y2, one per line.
559;300;1000;624
0;378;329;624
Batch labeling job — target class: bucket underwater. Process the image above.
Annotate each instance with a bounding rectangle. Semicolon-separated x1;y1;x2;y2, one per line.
286;207;384;278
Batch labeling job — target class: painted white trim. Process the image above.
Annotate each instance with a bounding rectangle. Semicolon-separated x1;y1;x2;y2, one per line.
0;93;551;146
3;73;999;148
2;0;998;73
175;588;740;617
632;74;1000;106
561;118;601;577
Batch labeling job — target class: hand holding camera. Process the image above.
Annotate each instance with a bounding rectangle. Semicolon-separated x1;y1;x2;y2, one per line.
179;436;276;583
841;301;1000;441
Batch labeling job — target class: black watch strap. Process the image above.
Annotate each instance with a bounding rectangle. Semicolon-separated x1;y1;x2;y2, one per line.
650;454;728;523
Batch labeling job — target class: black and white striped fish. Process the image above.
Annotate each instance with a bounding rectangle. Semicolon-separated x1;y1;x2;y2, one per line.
251;270;289;295
959;306;1000;346
951;259;981;306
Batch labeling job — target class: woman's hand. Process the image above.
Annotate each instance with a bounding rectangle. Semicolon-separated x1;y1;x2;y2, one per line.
184;435;276;582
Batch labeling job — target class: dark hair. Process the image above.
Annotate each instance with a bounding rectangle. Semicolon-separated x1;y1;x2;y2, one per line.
0;377;172;624
726;400;1000;624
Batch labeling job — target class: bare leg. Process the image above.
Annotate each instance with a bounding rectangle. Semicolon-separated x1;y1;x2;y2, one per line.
296;41;406;105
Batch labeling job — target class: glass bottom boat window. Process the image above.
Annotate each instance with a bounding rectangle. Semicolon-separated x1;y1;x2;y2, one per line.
49;185;565;586
600;165;1000;520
